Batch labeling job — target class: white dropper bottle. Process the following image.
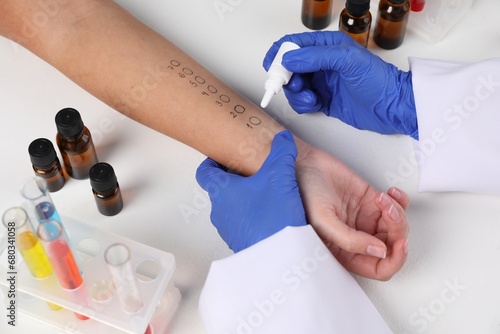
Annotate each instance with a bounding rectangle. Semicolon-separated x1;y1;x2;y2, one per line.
260;41;300;108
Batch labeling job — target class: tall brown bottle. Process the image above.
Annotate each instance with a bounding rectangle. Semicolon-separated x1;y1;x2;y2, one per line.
339;0;372;48
373;0;410;49
55;108;98;179
301;0;334;30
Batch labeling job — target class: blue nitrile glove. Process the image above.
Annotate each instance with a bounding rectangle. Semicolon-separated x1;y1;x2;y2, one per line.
196;130;306;252
263;31;418;139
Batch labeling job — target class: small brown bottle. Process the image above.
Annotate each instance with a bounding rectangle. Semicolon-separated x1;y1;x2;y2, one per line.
28;138;65;192
339;0;372;48
89;162;123;216
373;0;411;50
55;108;98;179
301;0;334;30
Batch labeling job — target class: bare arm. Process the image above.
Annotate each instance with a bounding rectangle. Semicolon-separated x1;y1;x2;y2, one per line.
0;0;282;175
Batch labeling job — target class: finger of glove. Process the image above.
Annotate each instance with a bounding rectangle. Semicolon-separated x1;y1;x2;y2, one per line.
285;73;304;92
283;87;321;114
196;160;242;251
195;157;233;196
285;72;324;113
263;31;358;70
255;130;297;182
197;132;297;196
253;130;307;230
282;44;362;75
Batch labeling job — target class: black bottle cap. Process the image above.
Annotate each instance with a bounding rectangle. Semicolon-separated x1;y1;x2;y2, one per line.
28;138;57;167
55;108;84;138
389;0;406;4
90;162;118;193
346;0;370;16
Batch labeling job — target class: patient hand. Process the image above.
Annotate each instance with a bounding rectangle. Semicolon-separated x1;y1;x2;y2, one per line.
295;141;409;280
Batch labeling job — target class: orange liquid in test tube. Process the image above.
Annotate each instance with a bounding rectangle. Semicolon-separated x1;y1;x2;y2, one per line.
47;239;83;290
37;219;84;291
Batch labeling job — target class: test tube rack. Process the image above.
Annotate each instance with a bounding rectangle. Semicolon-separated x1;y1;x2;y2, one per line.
0;216;181;334
408;0;475;43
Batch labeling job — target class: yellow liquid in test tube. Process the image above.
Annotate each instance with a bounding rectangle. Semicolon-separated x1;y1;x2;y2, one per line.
18;231;53;278
18;231;62;310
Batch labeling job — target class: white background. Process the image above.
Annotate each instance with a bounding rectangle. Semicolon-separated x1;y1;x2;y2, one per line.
1;0;500;333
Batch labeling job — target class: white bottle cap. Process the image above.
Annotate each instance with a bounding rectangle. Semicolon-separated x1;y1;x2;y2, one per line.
260;42;300;108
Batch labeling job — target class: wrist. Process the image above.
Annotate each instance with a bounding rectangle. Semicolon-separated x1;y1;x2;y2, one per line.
294;136;314;168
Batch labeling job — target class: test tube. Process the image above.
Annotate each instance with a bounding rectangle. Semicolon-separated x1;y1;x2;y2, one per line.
20;176;74;253
2;207;62;310
37;219;83;290
2;207;52;278
104;243;144;313
20;176;62;225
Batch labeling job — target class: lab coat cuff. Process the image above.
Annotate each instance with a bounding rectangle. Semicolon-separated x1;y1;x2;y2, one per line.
409;57;500;196
198;225;392;334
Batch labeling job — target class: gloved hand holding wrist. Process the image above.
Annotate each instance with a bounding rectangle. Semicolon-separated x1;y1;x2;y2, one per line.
263;31;419;139
196;130;306;252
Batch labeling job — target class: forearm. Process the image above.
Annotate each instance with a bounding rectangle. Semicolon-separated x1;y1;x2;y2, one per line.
0;0;286;175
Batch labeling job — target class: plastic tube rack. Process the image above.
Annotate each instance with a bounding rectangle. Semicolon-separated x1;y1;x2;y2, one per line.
0;216;180;334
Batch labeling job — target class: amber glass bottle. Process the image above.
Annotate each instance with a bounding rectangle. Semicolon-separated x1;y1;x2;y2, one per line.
89;162;123;216
301;0;334;30
373;0;410;49
55;108;98;179
28;138;65;192
339;0;372;47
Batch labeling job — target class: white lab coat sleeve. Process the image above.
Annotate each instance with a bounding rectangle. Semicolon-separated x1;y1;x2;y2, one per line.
198;225;392;334
409;57;500;195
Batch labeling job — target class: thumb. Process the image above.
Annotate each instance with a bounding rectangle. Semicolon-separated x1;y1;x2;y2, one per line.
257;130;297;177
249;130;298;190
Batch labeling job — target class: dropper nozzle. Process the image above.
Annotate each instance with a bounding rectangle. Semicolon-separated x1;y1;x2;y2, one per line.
260;42;300;109
260;89;275;108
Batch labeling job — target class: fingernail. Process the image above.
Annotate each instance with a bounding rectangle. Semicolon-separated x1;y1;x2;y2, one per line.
367;245;386;259
404;239;409;255
388;204;401;222
378;192;392;207
389;187;402;201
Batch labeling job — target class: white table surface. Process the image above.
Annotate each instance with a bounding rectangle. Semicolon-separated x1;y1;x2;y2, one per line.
1;0;500;333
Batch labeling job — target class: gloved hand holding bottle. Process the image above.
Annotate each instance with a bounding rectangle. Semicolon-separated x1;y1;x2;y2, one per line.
196;130;306;252
263;31;419;139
